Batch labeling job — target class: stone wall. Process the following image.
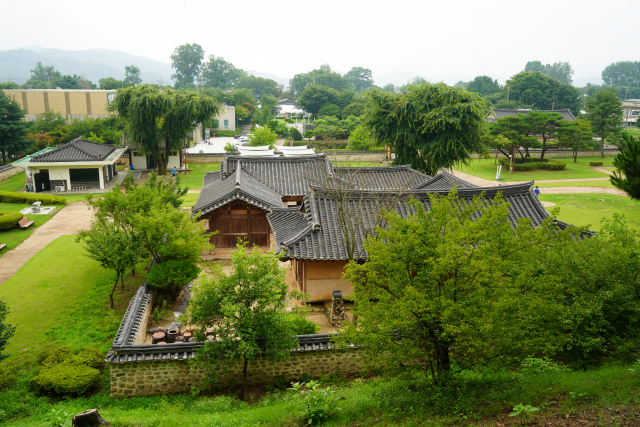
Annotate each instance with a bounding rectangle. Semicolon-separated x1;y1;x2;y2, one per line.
324;151;387;163
110;348;364;397
471;149;621;159
0;166;24;183
184;154;225;164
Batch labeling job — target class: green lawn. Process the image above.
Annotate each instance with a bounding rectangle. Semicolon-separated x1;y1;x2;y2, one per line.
180;192;200;207
0;202;56;256
456;156;616;182
0;235;144;359
178;163;221;190
540;193;640;231
0;171;26;192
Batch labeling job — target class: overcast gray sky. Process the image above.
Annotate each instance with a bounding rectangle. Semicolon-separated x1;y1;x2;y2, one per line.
2;0;637;85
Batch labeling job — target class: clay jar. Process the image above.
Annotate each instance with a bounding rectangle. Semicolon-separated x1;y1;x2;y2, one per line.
166;329;179;343
175;336;185;343
152;332;166;344
183;332;192;342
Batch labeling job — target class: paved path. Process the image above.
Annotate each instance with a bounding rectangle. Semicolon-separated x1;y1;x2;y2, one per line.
449;170;629;197
0;202;94;285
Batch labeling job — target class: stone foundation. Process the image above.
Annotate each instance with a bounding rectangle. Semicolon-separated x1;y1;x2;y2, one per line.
110;348;364;397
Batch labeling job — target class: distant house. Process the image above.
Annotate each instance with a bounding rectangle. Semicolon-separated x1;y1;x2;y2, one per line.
622;100;640;128
487;108;576;122
14;137;127;192
276;98;308;119
210;105;236;132
125;137;188;171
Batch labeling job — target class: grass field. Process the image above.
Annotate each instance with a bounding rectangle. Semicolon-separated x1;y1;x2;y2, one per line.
456;156;616;182
0;202;56;256
180;192;200;207
0;172;25;192
178;163;221;190
540;193;640;231
536;180;615;188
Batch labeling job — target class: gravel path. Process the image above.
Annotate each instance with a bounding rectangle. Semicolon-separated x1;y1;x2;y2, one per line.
0;202;94;285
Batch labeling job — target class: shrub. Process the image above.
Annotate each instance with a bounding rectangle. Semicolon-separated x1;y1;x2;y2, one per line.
291;380;342;425
30;364;100;395
286;313;320;335
68;347;103;369
146;259;201;300
0;366;15;390
289;127;303;141
538;160;566;170
0;211;23;231
590;161;604;166
0;191;66;205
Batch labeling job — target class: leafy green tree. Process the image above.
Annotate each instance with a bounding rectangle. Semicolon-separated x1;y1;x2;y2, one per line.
347;125;373;150
289;127;302;141
235;105;250;124
76;221;141;308
289;66;350;96
200;55;245;90
187;242;298;401
124;65;142;86
364;83;489;175
248;127;278;146
454;81;470;89
610;132;640;200
227;89;257;107
236;75;279;98
112;85;220;174
53;75;82;89
342;102;366;118
0;81;19;90
557;119;594;162
260;94;281;117
489;115;539;159
345;66;374;92
319;103;341;118
146;259;200;301
33;110;66;133
336;191;559;381
24;62;61;88
381;83;396;93
584;86;623;157
296;85;339;119
602;61;640;87
467;76;501;96
0;93;30;164
170;43;205;88
99;77;122;90
0;299;16;362
528;111;566;160
504;72;580;114
398;76;428;93
524;61;574;84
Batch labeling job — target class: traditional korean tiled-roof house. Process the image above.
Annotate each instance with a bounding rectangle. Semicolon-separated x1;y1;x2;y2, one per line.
14;137;127;192
488;108;576;122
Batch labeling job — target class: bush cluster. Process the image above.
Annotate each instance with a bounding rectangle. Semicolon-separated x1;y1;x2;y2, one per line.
29;347;103;396
0;366;15;390
286;313;321;335
0;211;23;231
0;191;66;205
589;161;604;166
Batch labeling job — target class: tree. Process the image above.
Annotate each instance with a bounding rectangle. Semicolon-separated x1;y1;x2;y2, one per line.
146;259;200;301
99;77;122;90
0;299;16;362
528;111;566;160
248;127;278;147
288;66;350;96
0;81;19;90
584;86;623;158
364;83;489;175
0;93;30;164
112;85;220;174
610;132;640;200
235;105;250;124
342;102;366;118
319;103;341;118
345;67;374;92
381;83;396;93
398;76;428;93
187;242;298;401
25;62;61;88
504;72;581;115
467;76;501;96
602;61;640;87
124;65;142;86
335;190;559;381
33;110;66;133
53;75;82;89
76;221;141;308
524;61;574;84
200;55;245;90
170;43;205;88
260;94;281;117
236;75;279;98
347;125;373;150
557;119;594;162
296;85;339;119
489;115;539;159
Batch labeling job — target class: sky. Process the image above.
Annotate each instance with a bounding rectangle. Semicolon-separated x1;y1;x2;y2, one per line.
1;0;637;85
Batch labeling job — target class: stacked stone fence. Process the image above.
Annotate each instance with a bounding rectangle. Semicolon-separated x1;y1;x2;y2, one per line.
471;148;620;160
107;277;364;397
322;150;387;163
0;166;24;182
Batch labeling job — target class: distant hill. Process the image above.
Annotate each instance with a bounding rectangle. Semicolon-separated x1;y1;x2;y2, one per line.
0;47;173;85
245;70;290;86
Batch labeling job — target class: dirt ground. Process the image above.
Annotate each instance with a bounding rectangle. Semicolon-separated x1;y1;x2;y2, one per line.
478;404;640;426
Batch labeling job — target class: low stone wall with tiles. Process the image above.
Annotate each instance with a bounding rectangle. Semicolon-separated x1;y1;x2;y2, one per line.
0;166;24;182
110;348;364;397
470;148;621;159
323;151;388;163
185;154;225;164
133;296;153;346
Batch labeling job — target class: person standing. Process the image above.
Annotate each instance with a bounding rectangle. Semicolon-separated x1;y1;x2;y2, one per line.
534;186;540;197
172;166;176;178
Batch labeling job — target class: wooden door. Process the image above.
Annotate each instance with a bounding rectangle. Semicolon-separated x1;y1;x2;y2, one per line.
206;201;270;249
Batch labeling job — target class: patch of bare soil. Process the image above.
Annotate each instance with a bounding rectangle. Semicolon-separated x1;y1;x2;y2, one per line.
477;404;640;427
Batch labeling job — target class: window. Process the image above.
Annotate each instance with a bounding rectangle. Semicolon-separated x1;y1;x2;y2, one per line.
70;168;99;182
632;110;639;116
224;119;229;128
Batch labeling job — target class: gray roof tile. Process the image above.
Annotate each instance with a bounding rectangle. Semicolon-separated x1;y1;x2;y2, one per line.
31;137;115;162
334;165;432;190
491;108;576;121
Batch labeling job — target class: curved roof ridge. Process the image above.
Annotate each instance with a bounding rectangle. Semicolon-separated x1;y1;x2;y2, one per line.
282;224;314;247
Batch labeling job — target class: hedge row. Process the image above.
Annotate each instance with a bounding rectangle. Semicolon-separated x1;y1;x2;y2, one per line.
498;158;566;171
0;191;66;205
589;161;604;166
0;211;24;231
